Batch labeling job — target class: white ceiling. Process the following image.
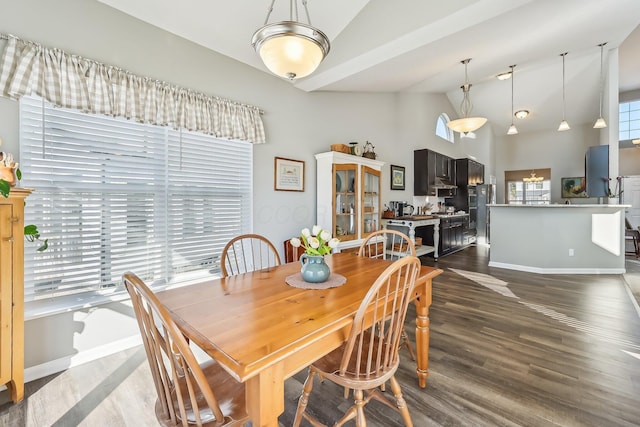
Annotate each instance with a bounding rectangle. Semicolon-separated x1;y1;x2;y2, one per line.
97;0;640;138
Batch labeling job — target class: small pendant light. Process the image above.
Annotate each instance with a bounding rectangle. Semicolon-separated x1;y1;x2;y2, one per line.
558;52;570;132
593;42;608;129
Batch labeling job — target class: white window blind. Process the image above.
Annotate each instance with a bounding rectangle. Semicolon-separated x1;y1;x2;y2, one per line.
20;95;252;303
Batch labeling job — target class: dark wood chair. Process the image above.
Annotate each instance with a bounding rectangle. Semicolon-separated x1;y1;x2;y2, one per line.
220;234;281;277
358;229;417;361
625;218;640;258
293;256;421;427
123;272;249;426
284;238;305;263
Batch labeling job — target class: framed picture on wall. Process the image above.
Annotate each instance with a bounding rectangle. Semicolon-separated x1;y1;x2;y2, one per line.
274;157;305;191
561;176;588;198
390;165;405;190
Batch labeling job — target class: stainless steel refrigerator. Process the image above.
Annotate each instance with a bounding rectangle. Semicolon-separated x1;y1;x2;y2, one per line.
476;184;495;245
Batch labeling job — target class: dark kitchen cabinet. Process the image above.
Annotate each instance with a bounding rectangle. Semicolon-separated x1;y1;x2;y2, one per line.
455;158;484;186
414;149;455;196
438;215;465;256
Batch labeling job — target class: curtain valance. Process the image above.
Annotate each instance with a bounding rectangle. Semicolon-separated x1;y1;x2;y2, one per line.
0;35;266;144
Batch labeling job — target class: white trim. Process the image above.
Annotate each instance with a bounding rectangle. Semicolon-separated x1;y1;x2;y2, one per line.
488;261;626;275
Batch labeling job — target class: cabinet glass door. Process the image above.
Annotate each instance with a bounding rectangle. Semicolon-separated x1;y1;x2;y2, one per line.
333;164;358;240
361;166;380;237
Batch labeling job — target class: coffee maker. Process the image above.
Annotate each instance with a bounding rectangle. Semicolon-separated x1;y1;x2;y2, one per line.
389;201;414;218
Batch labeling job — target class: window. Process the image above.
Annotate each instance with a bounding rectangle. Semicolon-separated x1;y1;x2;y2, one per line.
436;113;454;143
20;96;253;305
619;100;640;141
506;181;551;205
505;169;551;205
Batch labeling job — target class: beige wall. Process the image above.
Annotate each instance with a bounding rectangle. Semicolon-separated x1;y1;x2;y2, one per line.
620;147;640;175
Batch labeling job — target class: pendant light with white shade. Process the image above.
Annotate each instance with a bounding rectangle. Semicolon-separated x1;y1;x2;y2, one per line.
447;59;488;134
251;0;330;80
558;52;570;131
507;65;518;135
593;42;608;129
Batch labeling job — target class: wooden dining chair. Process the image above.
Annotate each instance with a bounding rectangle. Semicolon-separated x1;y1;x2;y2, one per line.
220;233;281;277
293;256;421;427
123;272;249;427
358;229;416;261
358;229;417;361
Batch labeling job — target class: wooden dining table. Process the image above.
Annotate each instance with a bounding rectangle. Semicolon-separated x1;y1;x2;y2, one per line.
156;252;442;427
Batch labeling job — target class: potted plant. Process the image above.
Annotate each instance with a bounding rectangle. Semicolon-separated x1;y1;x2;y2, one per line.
0;146;48;251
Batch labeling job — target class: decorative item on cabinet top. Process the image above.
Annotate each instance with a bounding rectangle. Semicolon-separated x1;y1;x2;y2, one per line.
362;141;377;159
330;142;364;157
330;144;351;154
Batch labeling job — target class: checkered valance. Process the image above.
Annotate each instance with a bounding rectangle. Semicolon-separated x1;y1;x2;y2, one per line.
0;35;266;144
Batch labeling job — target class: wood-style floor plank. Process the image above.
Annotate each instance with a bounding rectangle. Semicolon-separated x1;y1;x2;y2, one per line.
2;245;639;426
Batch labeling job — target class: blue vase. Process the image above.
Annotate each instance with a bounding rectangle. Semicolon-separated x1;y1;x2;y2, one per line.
300;254;330;283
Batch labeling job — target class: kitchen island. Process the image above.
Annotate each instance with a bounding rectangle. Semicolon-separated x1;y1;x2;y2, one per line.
489;204;629;274
382;216;440;258
382;213;473;259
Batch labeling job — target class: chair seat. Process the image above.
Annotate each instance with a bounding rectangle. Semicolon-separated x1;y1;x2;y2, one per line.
311;332;400;390
158;359;247;427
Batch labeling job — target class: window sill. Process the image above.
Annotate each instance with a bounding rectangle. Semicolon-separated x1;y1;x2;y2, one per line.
24;274;219;321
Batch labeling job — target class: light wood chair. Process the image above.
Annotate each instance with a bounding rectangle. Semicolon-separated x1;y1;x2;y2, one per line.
220;234;281;277
358;229;416;261
123;272;249;427
358;229;417;361
293;256;421;427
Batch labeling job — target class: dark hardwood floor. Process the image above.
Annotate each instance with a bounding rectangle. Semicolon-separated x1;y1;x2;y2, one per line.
2;246;640;426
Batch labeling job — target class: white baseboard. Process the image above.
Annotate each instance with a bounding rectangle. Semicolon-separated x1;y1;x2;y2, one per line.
488;261;626;275
24;335;143;383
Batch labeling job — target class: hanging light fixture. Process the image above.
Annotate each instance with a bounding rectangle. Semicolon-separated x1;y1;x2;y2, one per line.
558;52;570;131
251;0;330;80
523;170;544;183
593;42;608;129
447;59;488;134
515;110;530;119
507;65;518;135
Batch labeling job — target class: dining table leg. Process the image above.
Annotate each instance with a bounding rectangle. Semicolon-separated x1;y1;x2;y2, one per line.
414;277;433;388
245;362;285;427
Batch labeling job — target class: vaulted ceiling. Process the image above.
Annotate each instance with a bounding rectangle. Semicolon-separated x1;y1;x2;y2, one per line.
97;0;640;138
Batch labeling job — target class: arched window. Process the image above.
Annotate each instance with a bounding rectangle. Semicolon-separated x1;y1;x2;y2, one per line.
436;113;454;143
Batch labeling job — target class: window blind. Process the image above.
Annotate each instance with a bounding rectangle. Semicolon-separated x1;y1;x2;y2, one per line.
20;95;252;302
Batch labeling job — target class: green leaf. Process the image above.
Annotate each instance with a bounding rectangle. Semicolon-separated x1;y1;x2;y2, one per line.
37;239;49;252
0;179;9;198
24;224;39;235
15;168;22;180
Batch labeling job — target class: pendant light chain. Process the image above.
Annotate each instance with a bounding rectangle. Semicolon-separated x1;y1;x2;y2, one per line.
263;0;276;25
561;53;567;121
511;65;515;119
507;64;518;135
598;44;603;117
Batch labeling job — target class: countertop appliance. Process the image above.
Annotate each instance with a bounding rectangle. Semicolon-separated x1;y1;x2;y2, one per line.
389;201;414;218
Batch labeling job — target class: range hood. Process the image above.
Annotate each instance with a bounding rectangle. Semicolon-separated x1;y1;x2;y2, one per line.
432;176;457;189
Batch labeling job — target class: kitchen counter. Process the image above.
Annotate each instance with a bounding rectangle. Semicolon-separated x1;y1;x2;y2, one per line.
382;217;440;258
489;204;629;274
